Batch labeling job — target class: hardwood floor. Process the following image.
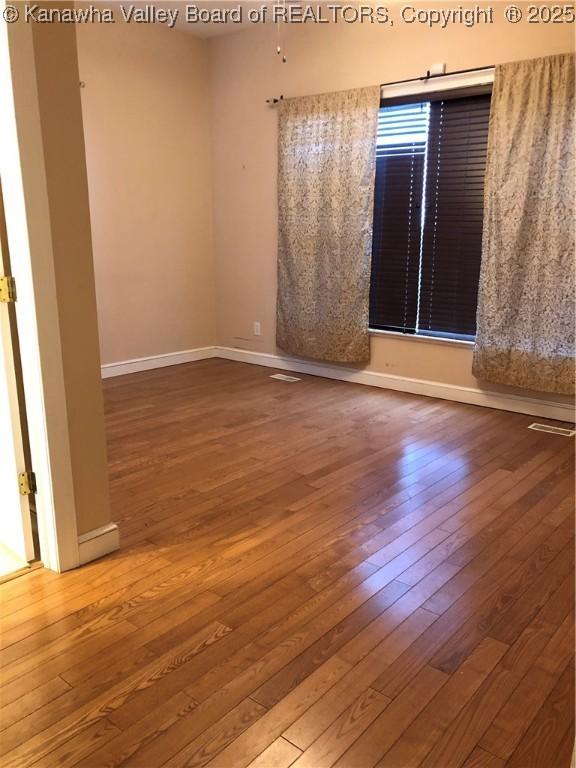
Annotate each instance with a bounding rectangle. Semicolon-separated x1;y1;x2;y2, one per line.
1;358;574;767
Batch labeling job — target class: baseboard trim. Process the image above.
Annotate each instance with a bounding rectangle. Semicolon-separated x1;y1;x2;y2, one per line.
100;345;574;422
215;346;574;423
77;523;119;566
101;347;217;378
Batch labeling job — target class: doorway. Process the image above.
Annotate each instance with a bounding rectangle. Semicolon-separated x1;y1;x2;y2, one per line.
0;181;37;580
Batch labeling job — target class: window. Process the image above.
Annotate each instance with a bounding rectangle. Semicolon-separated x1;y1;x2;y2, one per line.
369;88;492;340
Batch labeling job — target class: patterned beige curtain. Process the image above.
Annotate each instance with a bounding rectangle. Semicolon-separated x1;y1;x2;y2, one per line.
276;86;380;364
473;54;575;395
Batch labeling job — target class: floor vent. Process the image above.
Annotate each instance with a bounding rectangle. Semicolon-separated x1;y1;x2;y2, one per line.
528;423;575;437
270;373;301;382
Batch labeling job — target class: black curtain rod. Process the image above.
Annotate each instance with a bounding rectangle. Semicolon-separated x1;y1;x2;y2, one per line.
379;64;494;89
266;64;494;105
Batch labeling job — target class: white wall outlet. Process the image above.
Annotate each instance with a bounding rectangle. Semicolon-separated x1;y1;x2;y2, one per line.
253;321;261;337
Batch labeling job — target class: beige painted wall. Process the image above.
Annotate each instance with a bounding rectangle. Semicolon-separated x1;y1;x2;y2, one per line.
27;14;111;537
208;2;574;403
76;21;216;365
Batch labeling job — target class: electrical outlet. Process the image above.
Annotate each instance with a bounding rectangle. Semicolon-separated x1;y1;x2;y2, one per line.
253;321;262;337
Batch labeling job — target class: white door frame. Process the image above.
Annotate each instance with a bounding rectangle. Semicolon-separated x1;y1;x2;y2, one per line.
0;12;80;572
0;247;35;562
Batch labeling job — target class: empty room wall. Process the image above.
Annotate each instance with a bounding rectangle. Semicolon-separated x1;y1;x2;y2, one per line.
76;21;217;366
78;7;573;409
208;5;574;404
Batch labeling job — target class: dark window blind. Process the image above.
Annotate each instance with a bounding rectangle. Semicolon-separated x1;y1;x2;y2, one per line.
419;95;491;336
369;103;429;332
369;90;491;338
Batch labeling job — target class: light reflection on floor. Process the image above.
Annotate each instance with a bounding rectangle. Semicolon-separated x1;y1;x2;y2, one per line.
0;542;29;581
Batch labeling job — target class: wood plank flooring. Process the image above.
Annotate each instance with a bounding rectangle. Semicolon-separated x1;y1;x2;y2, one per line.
1;358;574;767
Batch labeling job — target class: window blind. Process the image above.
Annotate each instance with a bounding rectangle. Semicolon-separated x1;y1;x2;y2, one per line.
369;90;492;338
418;95;491;336
369;103;429;332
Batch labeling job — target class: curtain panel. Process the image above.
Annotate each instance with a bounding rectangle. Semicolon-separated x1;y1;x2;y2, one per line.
473;53;575;395
276;86;380;364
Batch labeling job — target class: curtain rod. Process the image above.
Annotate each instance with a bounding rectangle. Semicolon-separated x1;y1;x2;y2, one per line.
380;64;494;89
266;64;495;105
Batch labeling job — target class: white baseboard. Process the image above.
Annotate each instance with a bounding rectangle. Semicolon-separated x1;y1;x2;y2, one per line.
101;347;217;378
77;522;119;566
100;344;574;422
215;346;575;423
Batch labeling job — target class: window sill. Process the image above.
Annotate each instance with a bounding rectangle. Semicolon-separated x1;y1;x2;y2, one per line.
369;328;474;349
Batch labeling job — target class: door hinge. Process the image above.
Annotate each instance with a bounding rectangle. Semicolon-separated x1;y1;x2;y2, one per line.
0;275;17;303
18;471;37;496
